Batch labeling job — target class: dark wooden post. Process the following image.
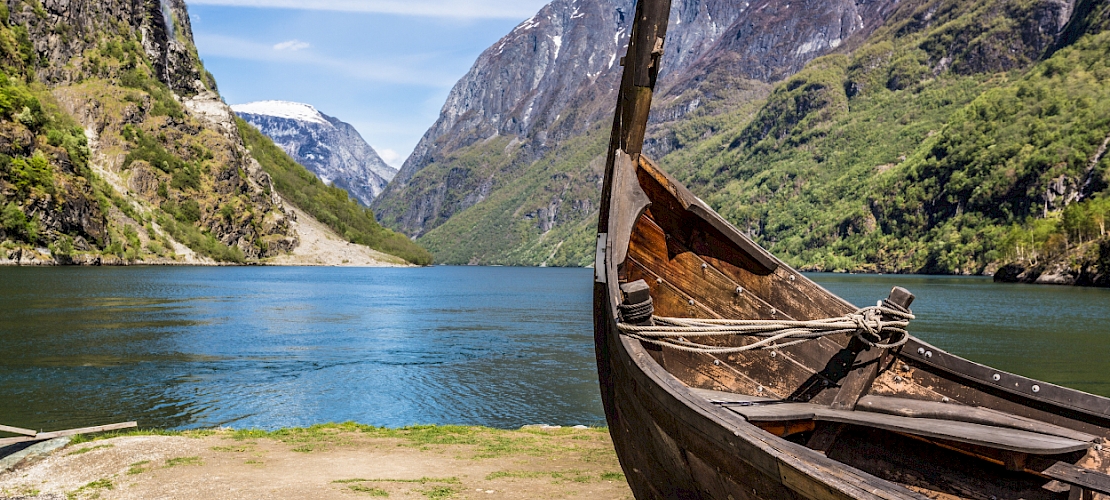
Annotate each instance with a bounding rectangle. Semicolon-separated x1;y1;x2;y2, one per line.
829;287;916;410
596;0;673;236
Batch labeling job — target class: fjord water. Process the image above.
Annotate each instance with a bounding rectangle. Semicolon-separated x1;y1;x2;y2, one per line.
0;268;1107;432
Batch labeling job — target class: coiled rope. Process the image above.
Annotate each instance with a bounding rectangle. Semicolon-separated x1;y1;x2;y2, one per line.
616;304;914;354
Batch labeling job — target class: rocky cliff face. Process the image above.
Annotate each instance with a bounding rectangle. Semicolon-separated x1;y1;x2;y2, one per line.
372;0;900;245
0;0;301;264
233;101;397;206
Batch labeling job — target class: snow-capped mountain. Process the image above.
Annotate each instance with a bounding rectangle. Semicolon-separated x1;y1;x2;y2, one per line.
233;101;397;206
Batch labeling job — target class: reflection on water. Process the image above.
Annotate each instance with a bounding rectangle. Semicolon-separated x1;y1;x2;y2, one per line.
1;268;1107;432
1;267;598;431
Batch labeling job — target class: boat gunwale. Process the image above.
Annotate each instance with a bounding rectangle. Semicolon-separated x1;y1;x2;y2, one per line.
622;156;1110;424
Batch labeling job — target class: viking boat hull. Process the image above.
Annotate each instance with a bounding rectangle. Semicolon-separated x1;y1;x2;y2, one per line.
593;2;1110;499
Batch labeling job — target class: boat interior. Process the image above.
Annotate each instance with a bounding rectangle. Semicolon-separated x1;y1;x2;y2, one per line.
613;156;1110;500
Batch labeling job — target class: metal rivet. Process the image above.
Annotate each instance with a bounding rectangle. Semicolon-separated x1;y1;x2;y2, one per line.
701;263;708;270
757;386;764;393
1032;385;1040;393
941;397;950;403
713;359;721;366
917;348;926;355
770;351;777;358
901;364;910;372
893;376;903;383
924;351;932;358
688;299;695;306
770;309;777;315
789;275;795;281
736;286;743;295
656;277;663;284
992;374;1001;381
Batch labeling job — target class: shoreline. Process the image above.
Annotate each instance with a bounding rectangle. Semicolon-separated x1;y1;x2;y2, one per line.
0;424;631;500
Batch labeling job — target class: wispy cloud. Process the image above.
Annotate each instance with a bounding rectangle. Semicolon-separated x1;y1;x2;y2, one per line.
273;39;310;51
185;0;547;19
377;148;402;167
195;33;458;87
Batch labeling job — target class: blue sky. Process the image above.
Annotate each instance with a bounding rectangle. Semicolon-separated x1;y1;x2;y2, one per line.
185;0;549;167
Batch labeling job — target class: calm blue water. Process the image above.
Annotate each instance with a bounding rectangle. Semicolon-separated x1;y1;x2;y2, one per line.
0;267;1107;432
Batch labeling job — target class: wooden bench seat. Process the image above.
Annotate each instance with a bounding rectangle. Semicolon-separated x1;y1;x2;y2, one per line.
691;388;1094;455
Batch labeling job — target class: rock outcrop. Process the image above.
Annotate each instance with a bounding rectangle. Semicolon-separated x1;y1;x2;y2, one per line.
0;0;301;263
233;101;397;206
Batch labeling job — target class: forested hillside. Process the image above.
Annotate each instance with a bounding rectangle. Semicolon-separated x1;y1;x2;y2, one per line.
387;0;1110;284
660;0;1110;282
0;0;427;265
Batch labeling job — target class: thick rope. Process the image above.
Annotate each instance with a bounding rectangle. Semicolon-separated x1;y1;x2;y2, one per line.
617;304;914;354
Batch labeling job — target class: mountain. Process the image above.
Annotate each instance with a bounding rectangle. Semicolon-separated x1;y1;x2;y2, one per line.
233;101;397;206
371;0;903;260
372;0;1110;281
0;0;428;265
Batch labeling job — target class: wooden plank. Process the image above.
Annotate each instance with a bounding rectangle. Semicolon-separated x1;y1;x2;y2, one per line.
1043;462;1110;496
0;424;37;437
0;436;36;447
34;422;137;440
857;395;1099;442
815;410;1090;455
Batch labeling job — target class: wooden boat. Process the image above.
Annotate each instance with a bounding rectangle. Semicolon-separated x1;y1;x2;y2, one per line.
593;1;1110;499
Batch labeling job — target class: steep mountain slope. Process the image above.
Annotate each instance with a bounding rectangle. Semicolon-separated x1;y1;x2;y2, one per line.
373;0;900;264
0;0;426;265
233;101;397;206
657;0;1110;277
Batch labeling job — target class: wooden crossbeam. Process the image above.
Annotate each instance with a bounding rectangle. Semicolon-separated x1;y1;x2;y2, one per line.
0;421;137;448
0;424;37;437
35;422;137;440
0;436;36;447
1042;461;1110;497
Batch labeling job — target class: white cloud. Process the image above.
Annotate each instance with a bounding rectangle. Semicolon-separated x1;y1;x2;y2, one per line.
185;0;548;19
273;39;310;51
377;148;403;167
195;33;458;87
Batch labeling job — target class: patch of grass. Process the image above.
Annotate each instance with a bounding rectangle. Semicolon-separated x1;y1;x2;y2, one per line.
67;478;112;499
211;445;251;452
245;459;263;465
485;471;545;480
164;456;203;468
334;478;460;485
600;472;625;481
420;486;456;499
126;460;150;475
348;484;389;496
66;444;113;456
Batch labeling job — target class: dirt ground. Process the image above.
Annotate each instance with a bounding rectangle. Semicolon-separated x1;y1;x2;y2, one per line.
0;425;632;500
265;204;410;267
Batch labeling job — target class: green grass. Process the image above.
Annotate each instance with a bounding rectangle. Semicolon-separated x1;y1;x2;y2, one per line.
126;460;150;475
348;484;390;496
164;456;203;467
237;117;432;265
420;486;456;499
67;478;112;499
66;444;113;456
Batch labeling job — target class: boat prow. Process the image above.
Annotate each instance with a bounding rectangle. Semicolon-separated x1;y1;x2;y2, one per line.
593;2;1110;499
